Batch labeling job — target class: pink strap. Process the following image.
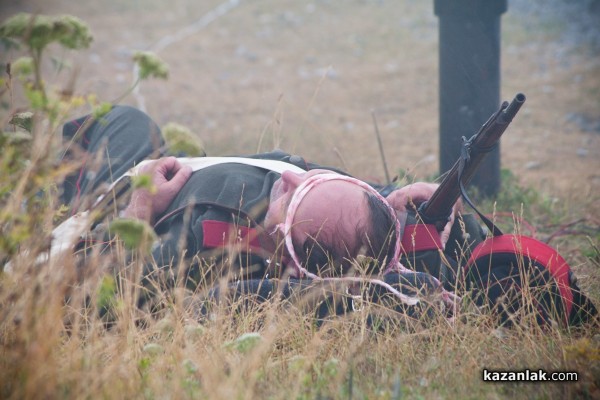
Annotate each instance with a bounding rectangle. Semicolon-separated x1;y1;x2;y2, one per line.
282;173;402;279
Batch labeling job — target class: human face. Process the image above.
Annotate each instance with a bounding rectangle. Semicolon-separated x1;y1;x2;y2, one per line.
264;169;371;264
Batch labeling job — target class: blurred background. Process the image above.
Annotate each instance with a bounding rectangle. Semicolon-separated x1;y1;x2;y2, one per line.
1;0;599;207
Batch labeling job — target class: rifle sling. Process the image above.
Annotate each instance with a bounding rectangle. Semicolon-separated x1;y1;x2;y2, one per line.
458;135;504;237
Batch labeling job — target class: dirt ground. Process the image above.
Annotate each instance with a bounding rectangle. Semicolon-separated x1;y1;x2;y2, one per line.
1;0;599;214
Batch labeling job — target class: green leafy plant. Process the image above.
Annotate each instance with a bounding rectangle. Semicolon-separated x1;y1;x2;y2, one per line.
133;51;169;80
108;218;157;253
0;13;92;94
162;122;206;157
225;332;264;354
0;13;170;262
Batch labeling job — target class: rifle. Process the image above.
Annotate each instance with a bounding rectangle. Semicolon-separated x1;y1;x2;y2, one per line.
418;93;526;232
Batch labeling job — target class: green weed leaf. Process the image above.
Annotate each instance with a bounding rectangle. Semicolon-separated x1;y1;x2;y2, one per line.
287;355;307;373
131;173;154;191
24;86;46;109
96;274;117;312
11;57;33;78
92;102;112;119
9;111;34;132
143;343;164;357
108;218;157;252
0;13;93;52
133;51;169;80
322;358;340;379
54;15;93;50
225;332;263;354
162;122;206;157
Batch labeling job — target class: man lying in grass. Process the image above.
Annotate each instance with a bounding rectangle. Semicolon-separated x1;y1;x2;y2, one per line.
60;105;596;327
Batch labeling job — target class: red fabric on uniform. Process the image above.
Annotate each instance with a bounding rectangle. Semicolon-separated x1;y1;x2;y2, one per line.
466;234;574;323
202;220;262;252
401;224;443;253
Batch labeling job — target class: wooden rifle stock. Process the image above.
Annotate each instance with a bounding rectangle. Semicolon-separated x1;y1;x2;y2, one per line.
419;93;526;230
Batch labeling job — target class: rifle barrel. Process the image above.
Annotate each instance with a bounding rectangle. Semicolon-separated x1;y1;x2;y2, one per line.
420;93;526;228
500;93;526;123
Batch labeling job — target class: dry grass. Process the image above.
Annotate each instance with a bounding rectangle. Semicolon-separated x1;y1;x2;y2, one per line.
1;245;599;399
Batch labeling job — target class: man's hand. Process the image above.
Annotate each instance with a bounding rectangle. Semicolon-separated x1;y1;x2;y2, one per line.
386;182;463;248
124;157;193;222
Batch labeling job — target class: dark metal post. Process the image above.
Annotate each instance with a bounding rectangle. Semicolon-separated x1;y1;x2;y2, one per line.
434;0;507;196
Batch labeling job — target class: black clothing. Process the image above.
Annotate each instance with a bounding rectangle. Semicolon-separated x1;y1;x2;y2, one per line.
61;105;165;211
62;106;346;284
62;105;597;327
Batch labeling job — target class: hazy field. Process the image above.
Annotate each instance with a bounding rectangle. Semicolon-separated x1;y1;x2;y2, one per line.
1;1;599;399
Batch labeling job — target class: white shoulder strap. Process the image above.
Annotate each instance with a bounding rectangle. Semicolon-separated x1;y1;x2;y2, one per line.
96;156;305;206
131;156;306;176
39;156;304;265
